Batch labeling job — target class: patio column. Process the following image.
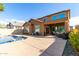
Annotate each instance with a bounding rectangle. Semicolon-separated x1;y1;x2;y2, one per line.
65;21;70;32
40;23;45;35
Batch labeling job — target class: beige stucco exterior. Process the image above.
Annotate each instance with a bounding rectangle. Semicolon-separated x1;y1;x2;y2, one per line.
23;9;70;35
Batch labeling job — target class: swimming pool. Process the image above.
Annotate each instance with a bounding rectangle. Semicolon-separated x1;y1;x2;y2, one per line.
0;35;27;44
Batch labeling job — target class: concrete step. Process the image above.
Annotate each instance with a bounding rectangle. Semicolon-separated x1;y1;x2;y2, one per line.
40;37;67;56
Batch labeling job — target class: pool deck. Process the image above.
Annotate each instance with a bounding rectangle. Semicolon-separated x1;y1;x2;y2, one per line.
0;35;55;56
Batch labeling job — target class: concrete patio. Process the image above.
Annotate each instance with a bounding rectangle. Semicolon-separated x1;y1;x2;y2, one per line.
0;35;55;56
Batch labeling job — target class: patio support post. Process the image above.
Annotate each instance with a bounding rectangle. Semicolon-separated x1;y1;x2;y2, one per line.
65;21;70;32
40;23;45;36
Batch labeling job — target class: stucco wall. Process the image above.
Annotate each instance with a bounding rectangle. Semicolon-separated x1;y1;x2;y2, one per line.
29;20;45;35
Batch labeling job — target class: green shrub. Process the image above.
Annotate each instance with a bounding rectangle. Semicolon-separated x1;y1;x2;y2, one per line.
69;29;79;50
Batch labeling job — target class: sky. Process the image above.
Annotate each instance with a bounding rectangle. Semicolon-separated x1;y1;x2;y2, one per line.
0;3;79;26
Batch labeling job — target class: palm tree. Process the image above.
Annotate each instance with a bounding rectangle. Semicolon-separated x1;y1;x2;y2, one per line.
0;3;4;11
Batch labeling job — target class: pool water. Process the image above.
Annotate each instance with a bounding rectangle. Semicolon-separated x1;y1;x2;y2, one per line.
0;35;27;44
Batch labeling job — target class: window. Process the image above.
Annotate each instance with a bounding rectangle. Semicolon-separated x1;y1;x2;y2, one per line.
43;18;48;22
59;26;65;32
35;24;40;32
59;13;66;19
52;16;57;21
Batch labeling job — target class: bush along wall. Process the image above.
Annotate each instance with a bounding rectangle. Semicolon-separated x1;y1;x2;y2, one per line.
69;29;79;55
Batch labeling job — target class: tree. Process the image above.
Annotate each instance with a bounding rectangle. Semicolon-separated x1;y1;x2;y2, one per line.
0;3;4;11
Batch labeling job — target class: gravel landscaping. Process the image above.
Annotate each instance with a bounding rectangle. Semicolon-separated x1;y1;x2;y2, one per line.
62;40;76;56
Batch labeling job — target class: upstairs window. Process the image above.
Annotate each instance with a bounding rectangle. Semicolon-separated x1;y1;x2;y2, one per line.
52;16;57;21
43;18;48;23
59;13;66;19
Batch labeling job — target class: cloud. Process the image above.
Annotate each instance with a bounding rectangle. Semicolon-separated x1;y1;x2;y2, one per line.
69;16;79;26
